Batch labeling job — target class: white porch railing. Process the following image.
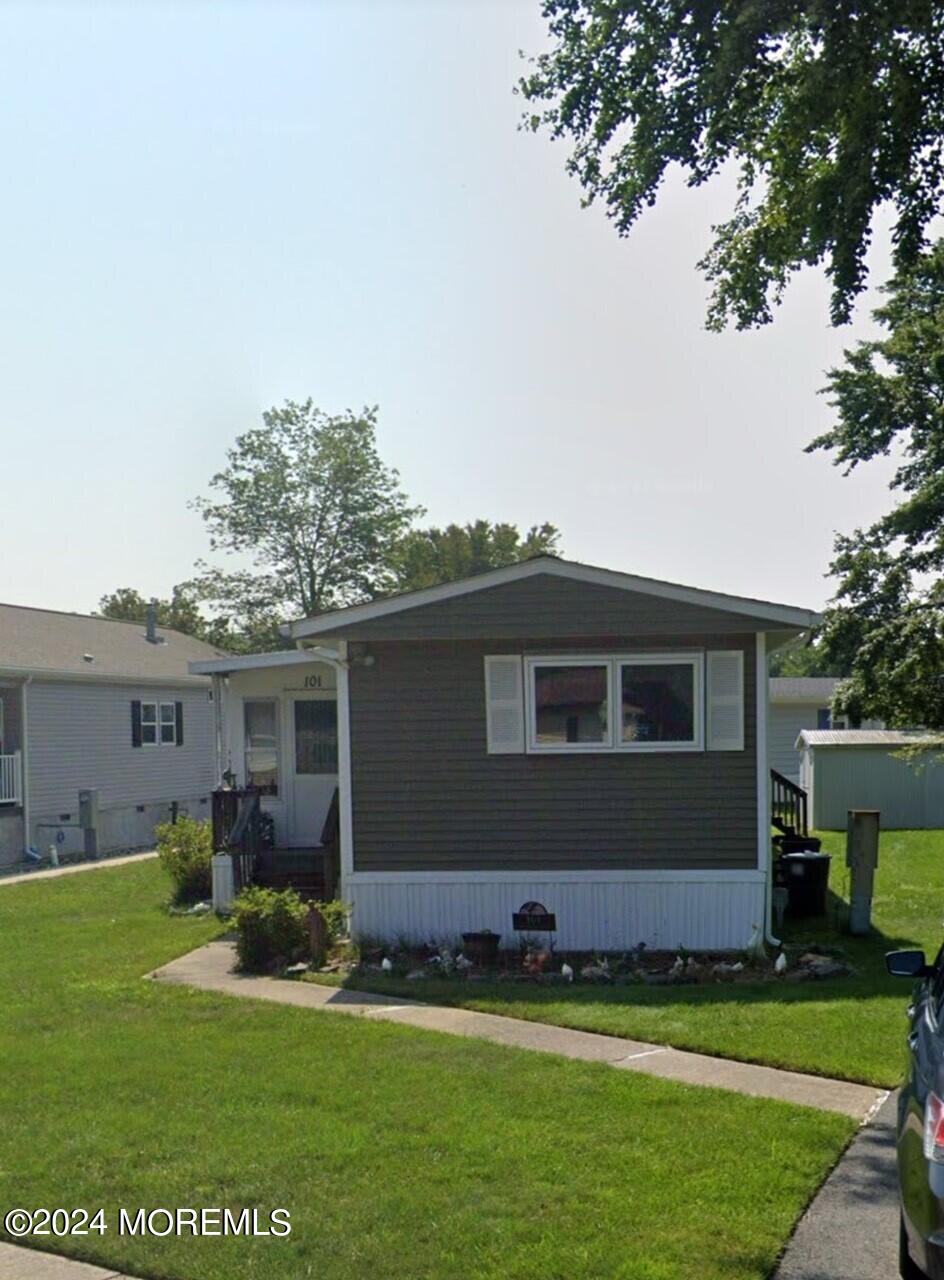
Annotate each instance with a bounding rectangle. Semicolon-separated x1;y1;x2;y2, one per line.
0;752;22;805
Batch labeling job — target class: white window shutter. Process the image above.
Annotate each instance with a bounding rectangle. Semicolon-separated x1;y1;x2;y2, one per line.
484;656;525;754
707;650;745;751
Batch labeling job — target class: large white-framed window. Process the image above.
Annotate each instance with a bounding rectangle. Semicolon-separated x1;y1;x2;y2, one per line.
525;653;704;754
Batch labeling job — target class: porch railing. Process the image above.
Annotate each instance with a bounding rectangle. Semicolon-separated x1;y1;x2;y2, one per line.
0;752;22;805
771;767;809;839
212;788;263;894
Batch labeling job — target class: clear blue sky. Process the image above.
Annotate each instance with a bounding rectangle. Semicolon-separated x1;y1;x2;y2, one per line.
0;0;897;615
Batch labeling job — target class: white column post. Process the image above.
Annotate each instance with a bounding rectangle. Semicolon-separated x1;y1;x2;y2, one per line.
335;641;354;901
212;852;235;912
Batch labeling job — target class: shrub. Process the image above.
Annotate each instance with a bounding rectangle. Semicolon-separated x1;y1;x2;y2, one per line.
232;886;309;972
155;816;212;903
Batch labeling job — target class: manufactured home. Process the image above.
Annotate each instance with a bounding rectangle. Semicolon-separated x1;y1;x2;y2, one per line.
0;604;224;866
193;557;819;951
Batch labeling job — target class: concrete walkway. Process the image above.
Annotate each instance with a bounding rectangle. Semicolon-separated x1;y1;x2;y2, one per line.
0;1241;132;1279
0;851;156;886
774;1090;899;1279
151;940;886;1120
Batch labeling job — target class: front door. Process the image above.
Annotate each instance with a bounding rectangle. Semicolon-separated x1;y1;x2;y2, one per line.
288;697;339;846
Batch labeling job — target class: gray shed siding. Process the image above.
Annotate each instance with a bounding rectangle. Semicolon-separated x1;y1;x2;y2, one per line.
809;746;944;830
350;634;757;873
26;679;215;850
316;573;783;641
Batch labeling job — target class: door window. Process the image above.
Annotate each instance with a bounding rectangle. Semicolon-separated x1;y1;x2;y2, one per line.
244;699;279;794
294;701;338;774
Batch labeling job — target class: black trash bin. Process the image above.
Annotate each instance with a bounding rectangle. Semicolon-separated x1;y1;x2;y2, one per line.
781;850;831;918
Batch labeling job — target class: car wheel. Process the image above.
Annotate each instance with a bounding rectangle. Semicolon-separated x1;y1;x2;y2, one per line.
901;1212;927;1279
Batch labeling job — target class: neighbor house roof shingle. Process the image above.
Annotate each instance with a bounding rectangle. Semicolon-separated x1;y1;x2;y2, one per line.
0;603;227;683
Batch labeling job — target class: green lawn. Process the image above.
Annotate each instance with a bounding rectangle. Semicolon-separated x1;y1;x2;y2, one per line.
0;861;854;1280
319;829;944;1088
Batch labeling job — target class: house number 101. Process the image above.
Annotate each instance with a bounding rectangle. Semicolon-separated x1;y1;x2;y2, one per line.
303;674;323;689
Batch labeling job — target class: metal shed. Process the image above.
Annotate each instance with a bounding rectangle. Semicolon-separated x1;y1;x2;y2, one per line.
797;730;944;830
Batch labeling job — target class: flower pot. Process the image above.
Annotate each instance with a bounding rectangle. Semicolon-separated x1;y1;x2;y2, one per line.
462;930;501;967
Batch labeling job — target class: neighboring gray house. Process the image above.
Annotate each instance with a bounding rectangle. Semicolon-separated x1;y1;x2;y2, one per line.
798;729;944;830
193;556;818;951
0;604;224;866
768;677;883;782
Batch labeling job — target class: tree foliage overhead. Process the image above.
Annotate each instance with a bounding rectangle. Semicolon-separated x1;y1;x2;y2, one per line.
191;400;421;638
97;403;564;654
392;521;561;593
520;2;944;329
768;641;846;679
811;240;944;728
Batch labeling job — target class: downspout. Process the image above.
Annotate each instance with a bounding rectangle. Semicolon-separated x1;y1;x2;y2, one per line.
211;673;226;786
21;675;32;855
756;633;780;946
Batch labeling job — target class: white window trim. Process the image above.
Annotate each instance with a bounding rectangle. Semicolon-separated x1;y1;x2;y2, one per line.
141;700;177;747
617;653;704;752
140;700;159;748
243;696;280;794
524;652;705;755
159;701;177;746
525;657;614;753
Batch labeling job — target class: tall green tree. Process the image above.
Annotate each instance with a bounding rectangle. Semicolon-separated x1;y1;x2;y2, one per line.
811;240;944;728
392;521;561;592
520;2;944;329
190;400;421;644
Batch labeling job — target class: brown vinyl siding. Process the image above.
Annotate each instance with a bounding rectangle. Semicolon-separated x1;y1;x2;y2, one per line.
314;573;782;641
350;634;757;873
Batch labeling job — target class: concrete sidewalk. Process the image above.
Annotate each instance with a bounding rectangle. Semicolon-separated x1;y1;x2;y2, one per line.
0;1241;133;1279
151;940;886;1120
0;851;157;887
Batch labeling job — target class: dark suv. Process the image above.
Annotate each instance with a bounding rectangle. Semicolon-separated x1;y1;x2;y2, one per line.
888;946;944;1278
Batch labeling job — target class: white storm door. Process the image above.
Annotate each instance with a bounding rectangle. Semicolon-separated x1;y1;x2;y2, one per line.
288;697;339;846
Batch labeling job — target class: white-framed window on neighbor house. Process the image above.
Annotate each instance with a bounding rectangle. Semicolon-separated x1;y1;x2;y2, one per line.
131;698;183;749
244;698;279;795
140;701;158;746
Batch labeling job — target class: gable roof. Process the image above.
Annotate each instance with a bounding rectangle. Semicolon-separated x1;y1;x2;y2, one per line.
797;729;938;749
0;602;227;684
286;556;820;641
770;677;838;702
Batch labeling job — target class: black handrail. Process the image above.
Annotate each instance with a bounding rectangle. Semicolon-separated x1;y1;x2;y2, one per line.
771;768;809;838
219;790;262;894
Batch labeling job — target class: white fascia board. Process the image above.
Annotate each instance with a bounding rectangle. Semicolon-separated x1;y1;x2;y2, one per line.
285;557;821;639
0;665;210;688
189;646;341;676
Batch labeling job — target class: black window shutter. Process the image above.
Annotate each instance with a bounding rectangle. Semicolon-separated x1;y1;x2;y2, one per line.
175;701;184;747
131;700;142;748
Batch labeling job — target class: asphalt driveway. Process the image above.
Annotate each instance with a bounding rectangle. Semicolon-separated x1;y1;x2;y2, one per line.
775;1091;898;1280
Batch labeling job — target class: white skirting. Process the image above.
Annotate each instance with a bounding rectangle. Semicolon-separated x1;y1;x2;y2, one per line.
347;870;766;952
